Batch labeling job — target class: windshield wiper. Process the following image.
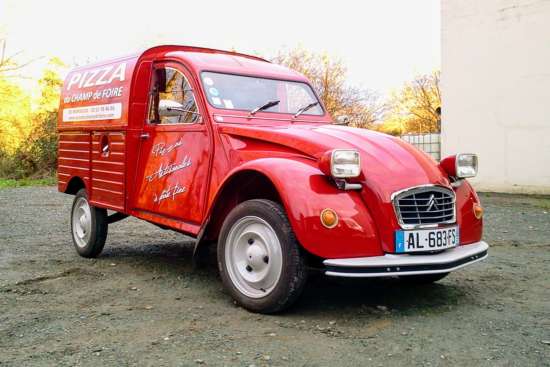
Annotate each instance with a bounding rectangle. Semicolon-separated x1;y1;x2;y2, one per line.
249;100;280;116
293;101;319;118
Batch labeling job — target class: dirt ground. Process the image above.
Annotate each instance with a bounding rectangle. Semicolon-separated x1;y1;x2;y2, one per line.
0;186;549;366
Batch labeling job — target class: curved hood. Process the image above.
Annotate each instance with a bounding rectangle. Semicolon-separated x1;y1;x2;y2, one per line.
219;122;450;201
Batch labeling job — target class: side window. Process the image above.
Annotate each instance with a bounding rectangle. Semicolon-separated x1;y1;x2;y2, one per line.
148;67;199;124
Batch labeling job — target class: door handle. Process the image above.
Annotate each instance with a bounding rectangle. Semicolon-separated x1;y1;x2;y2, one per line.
139;132;150;139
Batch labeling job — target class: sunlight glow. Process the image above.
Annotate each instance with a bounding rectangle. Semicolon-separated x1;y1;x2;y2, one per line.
0;0;440;95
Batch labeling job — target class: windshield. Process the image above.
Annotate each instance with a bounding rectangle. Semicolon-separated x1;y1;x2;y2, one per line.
201;72;324;116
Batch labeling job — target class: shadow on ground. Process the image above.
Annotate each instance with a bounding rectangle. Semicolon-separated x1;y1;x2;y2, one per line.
95;238;473;318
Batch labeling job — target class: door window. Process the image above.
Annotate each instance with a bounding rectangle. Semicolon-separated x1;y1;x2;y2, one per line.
148;67;200;124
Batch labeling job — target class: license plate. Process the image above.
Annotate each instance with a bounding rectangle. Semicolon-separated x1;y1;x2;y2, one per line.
395;226;459;253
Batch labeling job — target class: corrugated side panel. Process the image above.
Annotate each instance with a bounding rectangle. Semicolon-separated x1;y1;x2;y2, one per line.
58;132;91;190
90;132;126;211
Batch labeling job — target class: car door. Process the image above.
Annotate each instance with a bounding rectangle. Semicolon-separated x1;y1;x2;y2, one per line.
132;61;210;225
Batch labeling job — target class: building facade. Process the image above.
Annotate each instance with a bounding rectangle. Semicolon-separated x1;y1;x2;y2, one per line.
441;0;550;194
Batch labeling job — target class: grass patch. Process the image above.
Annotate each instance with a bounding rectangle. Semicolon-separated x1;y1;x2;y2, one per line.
479;192;550;210
532;198;550;210
0;176;56;189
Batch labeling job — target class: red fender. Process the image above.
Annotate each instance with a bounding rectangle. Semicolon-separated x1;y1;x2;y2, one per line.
211;157;382;259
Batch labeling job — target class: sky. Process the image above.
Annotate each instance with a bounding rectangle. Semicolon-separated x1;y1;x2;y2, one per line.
0;0;440;96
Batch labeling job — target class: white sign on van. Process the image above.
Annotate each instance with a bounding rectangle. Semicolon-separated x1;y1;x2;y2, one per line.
62;103;122;122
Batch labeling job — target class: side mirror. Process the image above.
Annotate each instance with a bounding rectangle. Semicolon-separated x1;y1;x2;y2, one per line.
334;115;350;125
157;99;202;123
159;99;186;117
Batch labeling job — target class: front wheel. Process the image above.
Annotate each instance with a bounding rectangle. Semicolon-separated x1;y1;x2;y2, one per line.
70;189;108;258
217;199;307;313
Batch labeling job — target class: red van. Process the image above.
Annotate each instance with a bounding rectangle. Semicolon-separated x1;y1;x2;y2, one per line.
58;45;488;313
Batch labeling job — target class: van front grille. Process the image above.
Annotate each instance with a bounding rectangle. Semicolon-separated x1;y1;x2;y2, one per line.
393;186;456;227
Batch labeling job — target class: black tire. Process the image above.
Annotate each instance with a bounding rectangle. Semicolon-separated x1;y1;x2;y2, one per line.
217;199;307;314
399;272;449;285
70;188;108;258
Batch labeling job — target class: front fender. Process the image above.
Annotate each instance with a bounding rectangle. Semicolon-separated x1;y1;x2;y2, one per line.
223;157;382;259
455;180;483;245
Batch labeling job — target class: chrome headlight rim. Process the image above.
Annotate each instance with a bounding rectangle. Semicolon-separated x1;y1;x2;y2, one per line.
455;153;478;178
330;149;361;178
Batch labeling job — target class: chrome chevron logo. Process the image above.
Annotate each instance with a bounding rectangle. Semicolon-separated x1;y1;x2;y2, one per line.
426;195;440;212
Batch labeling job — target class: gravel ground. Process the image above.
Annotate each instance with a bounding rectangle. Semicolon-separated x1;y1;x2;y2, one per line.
0;186;549;366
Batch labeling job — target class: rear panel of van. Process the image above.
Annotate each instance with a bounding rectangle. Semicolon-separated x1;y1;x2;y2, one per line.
58;56;138;212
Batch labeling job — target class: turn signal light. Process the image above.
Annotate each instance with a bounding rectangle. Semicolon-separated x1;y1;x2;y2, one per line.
473;203;484;219
320;208;339;229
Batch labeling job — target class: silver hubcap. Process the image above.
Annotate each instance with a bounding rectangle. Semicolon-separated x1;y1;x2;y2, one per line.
72;197;92;248
225;216;283;298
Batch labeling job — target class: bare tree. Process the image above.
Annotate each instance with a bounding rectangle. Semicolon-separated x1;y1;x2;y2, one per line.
0;39;39;75
383;71;441;134
271;47;384;128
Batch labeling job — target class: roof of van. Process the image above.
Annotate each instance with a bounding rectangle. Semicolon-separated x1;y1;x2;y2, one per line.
67;45;306;81
141;45;306;81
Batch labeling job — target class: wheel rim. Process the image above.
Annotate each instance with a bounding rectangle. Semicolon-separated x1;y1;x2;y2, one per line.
72;197;92;248
224;216;283;299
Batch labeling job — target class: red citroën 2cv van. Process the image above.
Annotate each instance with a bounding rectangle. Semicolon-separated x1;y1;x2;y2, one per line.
58;45;488;313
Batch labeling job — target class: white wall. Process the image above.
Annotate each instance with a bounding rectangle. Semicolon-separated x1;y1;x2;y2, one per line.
441;0;550;194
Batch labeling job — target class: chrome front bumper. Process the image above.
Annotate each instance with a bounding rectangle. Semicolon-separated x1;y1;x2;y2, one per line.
323;241;489;278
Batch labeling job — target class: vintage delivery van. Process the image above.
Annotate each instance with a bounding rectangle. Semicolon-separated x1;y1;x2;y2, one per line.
58;45;488;313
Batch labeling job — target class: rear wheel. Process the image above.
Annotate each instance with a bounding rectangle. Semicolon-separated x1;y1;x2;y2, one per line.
217;199;307;313
399;272;449;284
70;189;108;258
